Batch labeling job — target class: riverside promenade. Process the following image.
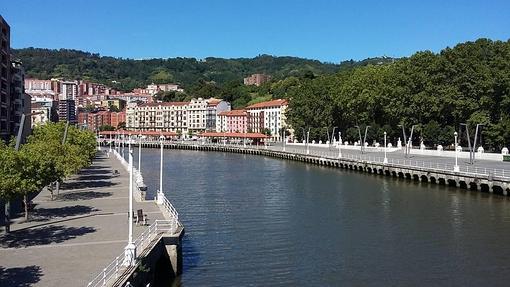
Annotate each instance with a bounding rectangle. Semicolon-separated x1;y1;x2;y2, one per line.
0;152;167;287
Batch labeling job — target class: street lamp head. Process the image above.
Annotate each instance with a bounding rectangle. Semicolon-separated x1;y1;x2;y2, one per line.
454;131;458;136
384;131;387;135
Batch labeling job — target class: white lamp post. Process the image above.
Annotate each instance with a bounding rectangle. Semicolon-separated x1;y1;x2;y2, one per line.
109;133;112;153
123;139;136;266
454;131;460;172
282;127;286;152
157;135;165;205
138;133;143;172
337;131;342;159
383;131;388;164
306;130;310;155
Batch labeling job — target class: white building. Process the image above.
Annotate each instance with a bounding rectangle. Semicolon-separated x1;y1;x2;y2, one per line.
126;98;231;137
126;101;189;135
246;99;289;141
60;80;78;100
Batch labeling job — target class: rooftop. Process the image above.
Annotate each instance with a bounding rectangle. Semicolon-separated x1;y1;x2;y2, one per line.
218;109;247;116
245;99;288;109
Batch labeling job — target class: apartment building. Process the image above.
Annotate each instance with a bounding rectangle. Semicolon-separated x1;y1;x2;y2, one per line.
246;99;288;141
58;99;76;123
126;102;189;134
126;97;231;137
0;16;10;140
216;109;248;133
10;60;31;140
60;80;78;100
206;98;231;131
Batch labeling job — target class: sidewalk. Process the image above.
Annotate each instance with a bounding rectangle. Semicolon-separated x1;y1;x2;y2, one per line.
0;153;165;287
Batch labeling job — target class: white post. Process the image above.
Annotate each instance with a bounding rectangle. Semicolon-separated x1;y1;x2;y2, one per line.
157;136;164;205
138;134;142;172
123;143;136;266
454;131;460;172
337;140;342;159
306;131;310;155
383;131;388;164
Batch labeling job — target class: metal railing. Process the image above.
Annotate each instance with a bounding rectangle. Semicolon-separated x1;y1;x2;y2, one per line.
86;220;174;287
163;142;510;180
161;194;183;229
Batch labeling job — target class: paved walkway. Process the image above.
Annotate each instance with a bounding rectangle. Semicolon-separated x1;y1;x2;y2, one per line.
0;153;166;287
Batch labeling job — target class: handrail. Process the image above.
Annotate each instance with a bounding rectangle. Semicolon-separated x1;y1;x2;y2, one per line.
155;142;510;180
87;220;173;287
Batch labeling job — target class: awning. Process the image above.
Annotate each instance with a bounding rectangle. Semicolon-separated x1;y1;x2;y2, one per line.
199;132;269;139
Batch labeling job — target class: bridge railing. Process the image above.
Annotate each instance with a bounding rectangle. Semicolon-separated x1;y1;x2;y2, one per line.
161;194;183;229
86;220;174;287
191;143;510;180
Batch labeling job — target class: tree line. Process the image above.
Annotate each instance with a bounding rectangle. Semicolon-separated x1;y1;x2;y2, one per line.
286;39;510;151
0;122;97;227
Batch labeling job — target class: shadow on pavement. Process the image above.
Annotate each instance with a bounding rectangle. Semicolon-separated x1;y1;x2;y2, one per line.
61;180;117;190
75;174;113;181
57;191;113;201
0;265;43;287
0;225;96;248
30;205;98;222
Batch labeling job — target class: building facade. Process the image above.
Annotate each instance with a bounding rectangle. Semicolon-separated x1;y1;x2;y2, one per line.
126;102;189;135
216;110;248;133
246;99;288;141
126;98;231;137
206;98;231;131
58;99;77;123
0;16;10;140
10;60;31;140
243;73;272;86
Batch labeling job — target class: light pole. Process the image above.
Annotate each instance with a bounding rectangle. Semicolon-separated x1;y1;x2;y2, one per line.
331;127;337;147
138;133;143;172
337;130;342;159
355;125;362;153
454;131;460;172
157;135;165;205
306;128;310;155
383;131;388;164
123;138;136;266
282;127;286;152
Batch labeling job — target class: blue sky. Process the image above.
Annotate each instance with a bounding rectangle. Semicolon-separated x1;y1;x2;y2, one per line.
2;0;509;63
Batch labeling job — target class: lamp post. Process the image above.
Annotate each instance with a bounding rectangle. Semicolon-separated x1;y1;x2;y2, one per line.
282;128;286;151
331;127;337;147
454;131;460;172
138;132;143;172
123;138;136;266
383;131;388;164
306;128;310;155
337;131;342;159
157;135;165;205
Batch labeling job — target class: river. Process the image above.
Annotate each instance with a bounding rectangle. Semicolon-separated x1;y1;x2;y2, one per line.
132;148;510;286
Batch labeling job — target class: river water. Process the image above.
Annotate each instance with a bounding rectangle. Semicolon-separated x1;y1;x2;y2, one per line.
133;148;510;286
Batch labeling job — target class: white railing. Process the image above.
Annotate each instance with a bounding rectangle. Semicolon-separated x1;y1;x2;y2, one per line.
161;194;183;228
183;143;510;180
87;220;173;287
111;149;146;200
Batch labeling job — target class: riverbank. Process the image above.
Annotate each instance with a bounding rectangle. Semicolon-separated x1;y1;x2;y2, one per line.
0;152;167;286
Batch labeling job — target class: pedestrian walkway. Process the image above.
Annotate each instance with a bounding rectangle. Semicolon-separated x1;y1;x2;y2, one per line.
0;153;166;287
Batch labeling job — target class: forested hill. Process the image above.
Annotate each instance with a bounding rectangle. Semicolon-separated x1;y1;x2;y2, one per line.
11;48;392;91
287;38;510;151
